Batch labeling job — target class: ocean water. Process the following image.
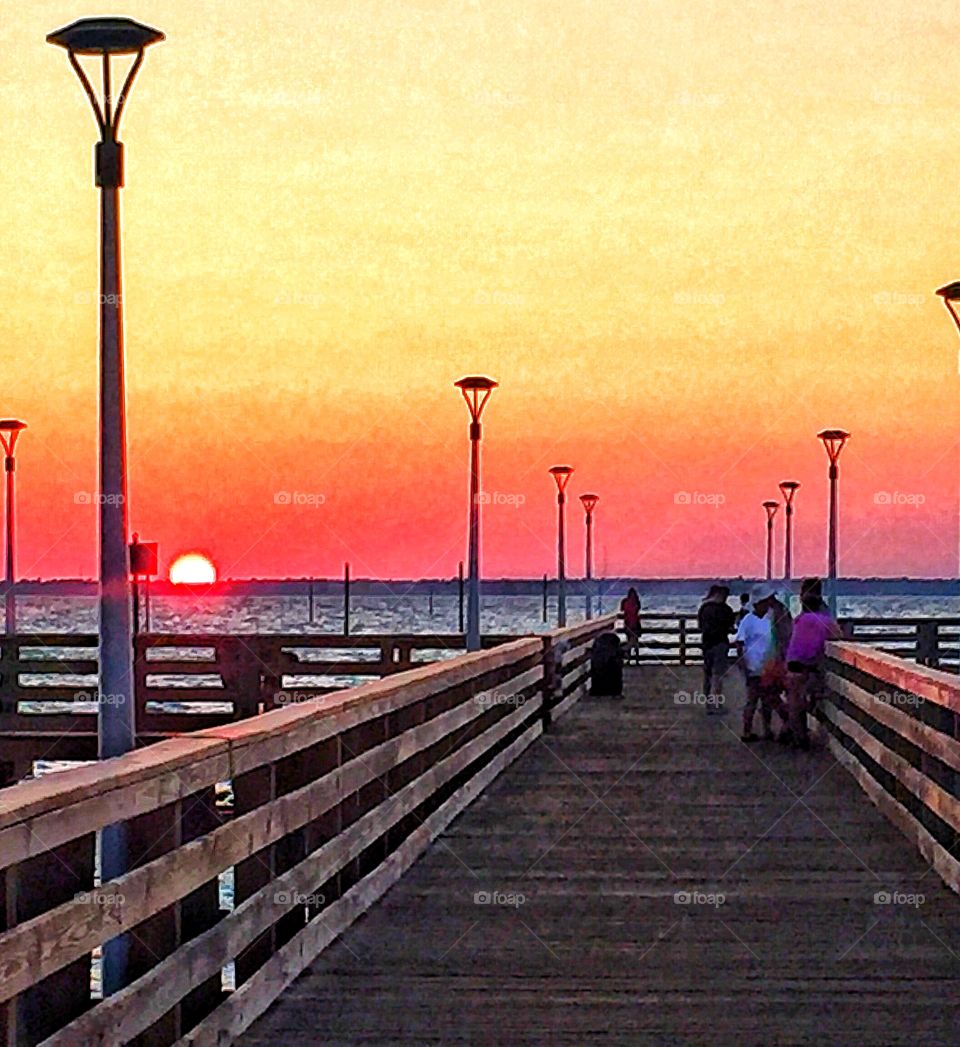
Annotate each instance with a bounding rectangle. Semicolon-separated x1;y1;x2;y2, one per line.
12;590;960;636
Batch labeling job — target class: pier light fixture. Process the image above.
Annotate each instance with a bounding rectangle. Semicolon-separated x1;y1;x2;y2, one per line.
817;429;849;616
454;376;497;651
762;500;779;581
778;481;800;581
579;493;599;619
0;420;27;634
935;281;960;336
549;466;574;626
48;15;164;996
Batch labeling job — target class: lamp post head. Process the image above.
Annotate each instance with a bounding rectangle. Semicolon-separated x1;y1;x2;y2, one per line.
0;419;27;457
454;375;497;424
817;429;849;465
778;480;800;506
549;465;574;495
47;17;165;54
580;493;599;516
762;499;779;522
935;282;960;302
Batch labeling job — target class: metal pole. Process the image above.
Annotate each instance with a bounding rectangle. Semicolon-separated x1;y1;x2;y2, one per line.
827;463;839;616
765;517;774;580
542;572;547;623
144;574;151;633
97;157;135;1000
466;424;481;650
457;560;464;632
428;588;434;617
4;454;15;634
308;578;315;623
584;510;593;620
344;562;350;635
784;503;793;581
132;576;140;637
557;492;567;627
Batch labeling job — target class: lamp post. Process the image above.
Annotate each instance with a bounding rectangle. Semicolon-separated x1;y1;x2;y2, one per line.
936;283;960;631
455;376;497;651
549;466;574;626
48;16;164;996
0;420;26;634
818;429;850;616
579;493;599;619
762;500;779;581
778;481;800;581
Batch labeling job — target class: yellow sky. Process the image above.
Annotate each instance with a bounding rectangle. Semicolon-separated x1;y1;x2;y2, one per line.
2;1;959;578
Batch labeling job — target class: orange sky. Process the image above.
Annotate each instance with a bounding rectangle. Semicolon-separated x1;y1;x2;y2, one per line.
2;1;959;580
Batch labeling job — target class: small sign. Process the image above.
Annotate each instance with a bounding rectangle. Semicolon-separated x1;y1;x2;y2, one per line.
129;540;158;576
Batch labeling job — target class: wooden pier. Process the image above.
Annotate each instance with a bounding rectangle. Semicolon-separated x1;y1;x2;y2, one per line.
0;616;958;1045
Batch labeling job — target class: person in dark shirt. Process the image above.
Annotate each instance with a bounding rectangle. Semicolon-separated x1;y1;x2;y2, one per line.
697;584;735;712
620;587;642;664
735;592;751;625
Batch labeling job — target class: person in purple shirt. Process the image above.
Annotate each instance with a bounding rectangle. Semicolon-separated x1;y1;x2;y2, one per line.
784;579;842;749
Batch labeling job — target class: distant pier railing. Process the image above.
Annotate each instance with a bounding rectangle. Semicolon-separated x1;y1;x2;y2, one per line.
0;614;614;1047
820;642;960;896
619;613;960;671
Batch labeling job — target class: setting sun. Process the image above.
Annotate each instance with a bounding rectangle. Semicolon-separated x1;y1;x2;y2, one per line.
169;553;217;586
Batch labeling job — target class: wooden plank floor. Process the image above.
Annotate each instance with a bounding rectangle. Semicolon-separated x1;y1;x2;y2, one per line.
236;665;960;1046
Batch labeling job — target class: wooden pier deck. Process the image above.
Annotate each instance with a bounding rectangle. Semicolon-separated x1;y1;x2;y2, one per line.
236;665;960;1046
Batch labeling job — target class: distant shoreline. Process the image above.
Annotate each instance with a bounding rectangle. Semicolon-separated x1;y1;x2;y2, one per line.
10;577;960;597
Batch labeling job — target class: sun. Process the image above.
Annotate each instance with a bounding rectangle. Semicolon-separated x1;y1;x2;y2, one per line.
169;553;218;585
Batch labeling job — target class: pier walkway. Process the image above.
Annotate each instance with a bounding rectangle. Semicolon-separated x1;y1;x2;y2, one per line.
237;664;960;1046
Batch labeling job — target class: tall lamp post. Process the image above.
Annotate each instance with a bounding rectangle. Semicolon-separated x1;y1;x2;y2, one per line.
0;420;27;634
818;429;850;617
762;500;779;581
48;17;164;996
549;466;574;626
579;493;599;619
455;376;497;651
936;282;960;639
778;481;800;582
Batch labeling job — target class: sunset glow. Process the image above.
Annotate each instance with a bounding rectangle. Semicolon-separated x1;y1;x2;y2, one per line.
4;1;960;580
169;554;217;586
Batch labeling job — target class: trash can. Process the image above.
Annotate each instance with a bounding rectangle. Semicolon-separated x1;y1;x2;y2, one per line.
590;631;623;697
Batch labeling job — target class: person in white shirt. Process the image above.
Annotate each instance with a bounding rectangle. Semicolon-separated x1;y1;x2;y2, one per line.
735;583;776;742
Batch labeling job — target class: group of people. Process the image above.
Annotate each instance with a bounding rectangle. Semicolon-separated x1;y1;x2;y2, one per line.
697;577;841;749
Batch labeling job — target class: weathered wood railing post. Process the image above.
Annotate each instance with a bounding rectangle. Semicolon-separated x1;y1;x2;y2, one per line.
541;636;556;730
917;620;939;668
679;616;687;666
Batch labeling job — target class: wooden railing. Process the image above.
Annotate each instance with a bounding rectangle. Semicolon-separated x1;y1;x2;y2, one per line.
819;642;960;896
616;613;960;670
0;614;615;1047
0;632;517;784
